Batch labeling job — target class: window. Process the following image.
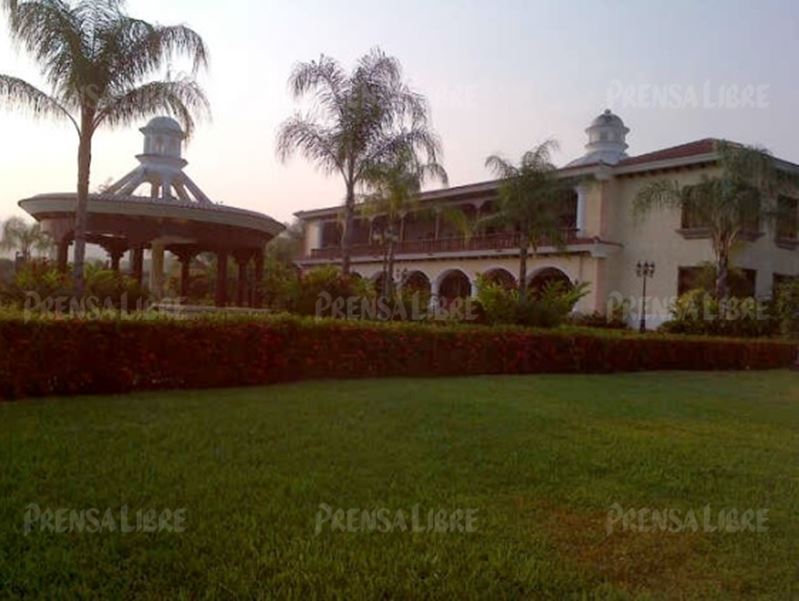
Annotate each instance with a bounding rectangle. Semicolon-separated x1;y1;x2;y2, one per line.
678;266;756;297
773;273;798;295
679;185;760;233
558;190;578;229
776;196;798;240
320;221;341;248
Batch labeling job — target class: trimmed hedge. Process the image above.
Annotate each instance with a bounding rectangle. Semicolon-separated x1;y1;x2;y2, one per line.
0;317;796;399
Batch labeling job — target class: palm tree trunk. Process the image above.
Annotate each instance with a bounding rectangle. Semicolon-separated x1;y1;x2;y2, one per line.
715;250;730;301
518;238;529;303
341;181;355;275
73;110;94;296
386;234;396;298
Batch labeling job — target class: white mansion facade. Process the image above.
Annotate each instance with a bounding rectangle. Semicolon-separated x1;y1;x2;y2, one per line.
295;111;799;326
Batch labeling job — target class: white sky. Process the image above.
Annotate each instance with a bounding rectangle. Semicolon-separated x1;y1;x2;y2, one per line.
2;0;798;225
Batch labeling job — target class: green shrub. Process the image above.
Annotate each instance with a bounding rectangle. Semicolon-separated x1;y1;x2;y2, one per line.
0;259;72;308
289;266;374;316
774;278;799;338
0;260;149;314
475;275;518;325
262;257;299;311
0;315;794;399
476;276;589;328
516;281;590;328
567;311;629;330
660;290;778;338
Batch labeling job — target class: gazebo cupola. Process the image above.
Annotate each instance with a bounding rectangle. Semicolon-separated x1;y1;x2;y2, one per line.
567;109;630;167
103;116;211;203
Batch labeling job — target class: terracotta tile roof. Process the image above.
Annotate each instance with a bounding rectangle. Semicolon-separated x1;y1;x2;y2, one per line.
617;138;718;167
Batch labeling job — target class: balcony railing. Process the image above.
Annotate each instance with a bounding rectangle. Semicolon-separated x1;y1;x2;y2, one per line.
308;230;584;260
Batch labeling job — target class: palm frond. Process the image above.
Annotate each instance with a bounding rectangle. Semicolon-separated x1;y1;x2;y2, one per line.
103;20;209;93
0;74;78;131
632;179;683;222
485;154;517;179
93;79;209;137
276;115;343;174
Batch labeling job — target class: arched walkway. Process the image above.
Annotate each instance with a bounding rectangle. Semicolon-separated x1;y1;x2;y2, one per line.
402;270;432;295
482;267;517;290
528;267;573;297
435;269;473;305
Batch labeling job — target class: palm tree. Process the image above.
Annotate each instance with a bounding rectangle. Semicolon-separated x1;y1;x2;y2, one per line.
0;0;209;294
360;148;448;298
482;140;576;302
633;141;793;300
0;216;52;260
277;48;442;275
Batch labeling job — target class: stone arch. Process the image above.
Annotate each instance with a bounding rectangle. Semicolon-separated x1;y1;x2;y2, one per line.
402;270;432;295
372;271;389;294
481;267;517;290
528;266;574;297
434;268;473;305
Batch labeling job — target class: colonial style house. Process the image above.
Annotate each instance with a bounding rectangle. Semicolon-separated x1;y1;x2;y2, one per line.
295;110;799;326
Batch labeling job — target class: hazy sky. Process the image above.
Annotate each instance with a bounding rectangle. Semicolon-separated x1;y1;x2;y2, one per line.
2;0;798;225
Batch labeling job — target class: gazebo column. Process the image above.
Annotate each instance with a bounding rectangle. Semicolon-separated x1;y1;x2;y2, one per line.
149;241;165;299
253;251;265;308
233;250;254;307
56;239;70;273
171;247;197;301
110;250;124;272
102;239;128;273
215;250;228;308
131;246;145;284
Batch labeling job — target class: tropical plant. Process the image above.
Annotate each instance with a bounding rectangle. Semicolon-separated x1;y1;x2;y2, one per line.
660;289;777;338
0;216;51;260
276;48;442;274
774;278;799;338
482;140;577;302
359;148;447;298
0;0;209;294
288;265;373;317
633;141;796;300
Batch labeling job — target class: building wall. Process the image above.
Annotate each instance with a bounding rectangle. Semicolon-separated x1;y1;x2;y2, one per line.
604;166;799;326
299;164;799;327
348;254;604;315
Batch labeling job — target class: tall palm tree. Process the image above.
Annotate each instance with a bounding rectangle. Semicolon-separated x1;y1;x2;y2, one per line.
482;140;576;302
633;141;793;300
360;148;448;298
0;0;209;294
0;216;52;260
277;47;442;274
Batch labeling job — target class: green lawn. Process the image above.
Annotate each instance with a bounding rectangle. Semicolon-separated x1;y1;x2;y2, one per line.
1;372;797;599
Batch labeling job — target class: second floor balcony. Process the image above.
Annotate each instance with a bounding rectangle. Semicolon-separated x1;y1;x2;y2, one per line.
304;230;621;262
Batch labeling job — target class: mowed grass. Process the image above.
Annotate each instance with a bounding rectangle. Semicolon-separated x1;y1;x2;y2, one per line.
1;372;798;599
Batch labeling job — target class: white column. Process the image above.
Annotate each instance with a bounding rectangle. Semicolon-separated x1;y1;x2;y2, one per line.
149;242;165;300
576;185;588;236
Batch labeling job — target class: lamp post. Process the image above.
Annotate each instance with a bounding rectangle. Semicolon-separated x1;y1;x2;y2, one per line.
636;261;655;333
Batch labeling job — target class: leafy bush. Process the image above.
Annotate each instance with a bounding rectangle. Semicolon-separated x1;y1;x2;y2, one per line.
476;276;588;328
0;260;149;314
262;257;299;311
774;278;799;338
517;281;590;328
288;266;374;316
567;310;629;330
475;276;518;325
0;259;72;307
0;315;793;399
660;290;778;338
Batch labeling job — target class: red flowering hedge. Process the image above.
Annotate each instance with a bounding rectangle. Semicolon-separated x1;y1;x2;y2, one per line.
0;316;795;399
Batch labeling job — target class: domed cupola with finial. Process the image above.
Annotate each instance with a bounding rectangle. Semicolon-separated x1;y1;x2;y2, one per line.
102;116;211;204
567;109;630;167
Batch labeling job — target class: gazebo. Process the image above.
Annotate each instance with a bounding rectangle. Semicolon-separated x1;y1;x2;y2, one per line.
19;117;284;307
